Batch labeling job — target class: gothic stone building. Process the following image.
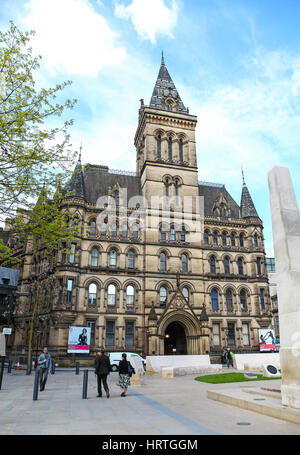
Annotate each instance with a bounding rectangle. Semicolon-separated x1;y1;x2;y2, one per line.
12;57;271;361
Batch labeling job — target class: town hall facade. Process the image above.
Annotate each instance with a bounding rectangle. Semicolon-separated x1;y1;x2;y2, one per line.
10;56;272;362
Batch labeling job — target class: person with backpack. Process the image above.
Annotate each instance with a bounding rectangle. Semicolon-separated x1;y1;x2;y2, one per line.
117;353;135;397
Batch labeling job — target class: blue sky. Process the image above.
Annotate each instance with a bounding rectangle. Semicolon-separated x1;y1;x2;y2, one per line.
1;0;300;255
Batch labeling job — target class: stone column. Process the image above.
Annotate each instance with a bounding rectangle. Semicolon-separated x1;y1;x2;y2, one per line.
268;164;300;409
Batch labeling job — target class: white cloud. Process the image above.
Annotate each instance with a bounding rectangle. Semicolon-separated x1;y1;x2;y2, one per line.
185;46;300;189
114;0;179;43
22;0;126;76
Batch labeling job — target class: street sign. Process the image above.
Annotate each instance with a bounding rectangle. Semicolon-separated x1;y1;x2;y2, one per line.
3;328;12;335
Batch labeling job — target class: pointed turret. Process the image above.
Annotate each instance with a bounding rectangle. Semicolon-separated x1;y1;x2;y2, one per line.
240;171;259;218
69;145;85;200
149;53;188;114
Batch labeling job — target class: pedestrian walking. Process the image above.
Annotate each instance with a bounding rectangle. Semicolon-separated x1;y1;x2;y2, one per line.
225;348;234;368
94;350;111;398
117;353;135;397
38;347;51;391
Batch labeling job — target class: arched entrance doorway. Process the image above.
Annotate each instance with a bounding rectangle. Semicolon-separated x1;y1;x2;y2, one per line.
164;321;187;355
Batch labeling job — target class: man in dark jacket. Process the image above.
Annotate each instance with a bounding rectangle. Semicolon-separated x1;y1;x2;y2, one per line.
94;350;111;398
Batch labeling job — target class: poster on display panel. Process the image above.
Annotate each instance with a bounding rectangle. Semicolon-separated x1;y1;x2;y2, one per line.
68;326;91;354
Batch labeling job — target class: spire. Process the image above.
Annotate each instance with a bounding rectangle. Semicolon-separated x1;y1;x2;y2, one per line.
149;53;188;113
69;145;85;200
240;175;259;219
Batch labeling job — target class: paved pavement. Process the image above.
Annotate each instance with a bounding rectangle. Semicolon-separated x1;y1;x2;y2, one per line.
0;368;300;435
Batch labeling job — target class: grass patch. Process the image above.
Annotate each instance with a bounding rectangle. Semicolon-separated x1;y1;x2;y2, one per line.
195;373;281;384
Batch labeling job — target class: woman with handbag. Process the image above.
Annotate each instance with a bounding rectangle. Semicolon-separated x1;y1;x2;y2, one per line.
117;353;135;397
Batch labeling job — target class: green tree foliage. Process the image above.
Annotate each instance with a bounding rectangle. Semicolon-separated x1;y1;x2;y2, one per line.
0;21;80;263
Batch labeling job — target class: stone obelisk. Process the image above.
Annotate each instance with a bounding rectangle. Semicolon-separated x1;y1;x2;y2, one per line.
268;164;300;409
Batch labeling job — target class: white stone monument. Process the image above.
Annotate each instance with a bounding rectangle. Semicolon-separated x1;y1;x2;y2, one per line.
268;164;300;409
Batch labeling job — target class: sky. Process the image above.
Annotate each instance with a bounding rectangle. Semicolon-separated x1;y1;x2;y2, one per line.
1;0;300;256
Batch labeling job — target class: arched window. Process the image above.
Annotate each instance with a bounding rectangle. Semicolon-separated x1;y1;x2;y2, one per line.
165;179;170;197
222;232;227;246
182;287;189;302
179;138;183;163
121;223;127;238
88;283;97;306
110;249;117;268
101;222;107;236
225;289;233;311
160;286;167;306
211;289;218;310
160;226;166;241
89;220;96;236
108;284;116;306
210;256;216;274
168;137;172;162
256;257;262;275
260;288;265;310
170;227;176;241
126;285;135;306
230;232;236;247
181;254;188;273
240;289;247;310
213;231;218;245
113;190;120;206
180;227;186;242
128;250;135;269
239;233;244;247
204;230;209;245
160;252;167;271
238;257;244;275
175;179;179;197
220;204;227;217
91;247;99;267
157;135;161;160
224;256;230;274
132;225;139;240
254;234;258;247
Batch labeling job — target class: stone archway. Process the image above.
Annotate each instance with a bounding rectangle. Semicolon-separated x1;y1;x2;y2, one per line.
164;321;187;355
158;310;202;355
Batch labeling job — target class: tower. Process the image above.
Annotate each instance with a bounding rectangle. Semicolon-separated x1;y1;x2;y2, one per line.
134;54;199;207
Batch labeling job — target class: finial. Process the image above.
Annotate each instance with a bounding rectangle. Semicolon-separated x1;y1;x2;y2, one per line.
161;50;165;66
79;142;82;162
241;166;246;186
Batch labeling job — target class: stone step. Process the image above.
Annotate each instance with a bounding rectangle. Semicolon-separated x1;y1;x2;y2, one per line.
207;386;300;425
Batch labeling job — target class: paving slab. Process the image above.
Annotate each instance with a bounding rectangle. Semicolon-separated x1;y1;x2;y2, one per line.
0;370;300;435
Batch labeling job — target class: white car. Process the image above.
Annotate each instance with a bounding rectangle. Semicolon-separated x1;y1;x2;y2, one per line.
108;352;146;372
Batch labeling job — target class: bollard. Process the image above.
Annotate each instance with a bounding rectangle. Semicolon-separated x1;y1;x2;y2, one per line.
82;369;88;399
75;362;80;375
51;361;55;375
33;369;40;401
0;357;4;391
8;360;12;374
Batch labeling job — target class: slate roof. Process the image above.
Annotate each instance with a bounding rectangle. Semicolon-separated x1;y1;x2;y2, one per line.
149;54;188;114
198;183;241;218
240;183;259;218
83;165;141;204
